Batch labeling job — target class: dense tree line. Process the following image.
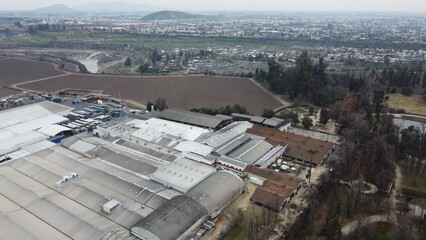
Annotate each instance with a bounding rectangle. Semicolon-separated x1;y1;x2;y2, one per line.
398;126;426;175
28;24;51;34
283;68;412;239
190;104;249;116
255;52;347;106
146;97;168;111
256;52;426;108
381;63;426;88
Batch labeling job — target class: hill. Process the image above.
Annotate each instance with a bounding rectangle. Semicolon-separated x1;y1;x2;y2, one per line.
75;1;163;12
35;4;76;14
142;11;208;20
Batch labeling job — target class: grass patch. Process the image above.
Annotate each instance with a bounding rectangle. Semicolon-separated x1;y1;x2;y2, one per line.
399;163;426;199
387;94;426;116
288;106;308;114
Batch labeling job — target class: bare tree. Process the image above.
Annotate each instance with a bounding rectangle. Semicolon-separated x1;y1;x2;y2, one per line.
306;149;319;183
154;97;168;111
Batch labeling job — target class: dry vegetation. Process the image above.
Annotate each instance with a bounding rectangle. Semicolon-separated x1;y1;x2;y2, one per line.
387;94;426;116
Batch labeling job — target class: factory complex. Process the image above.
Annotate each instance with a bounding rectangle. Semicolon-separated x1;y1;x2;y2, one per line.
0;101;337;240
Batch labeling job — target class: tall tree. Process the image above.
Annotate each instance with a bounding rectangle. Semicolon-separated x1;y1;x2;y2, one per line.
124;57;131;67
289;51;314;100
150;49;162;64
262;109;275;118
319;108;330;125
302;116;313;129
154;97;168;111
307;149;319;182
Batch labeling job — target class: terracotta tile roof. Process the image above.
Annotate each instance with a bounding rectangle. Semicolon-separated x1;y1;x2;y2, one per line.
246;125;334;165
250;184;287;211
247;166;304;211
245;165;303;188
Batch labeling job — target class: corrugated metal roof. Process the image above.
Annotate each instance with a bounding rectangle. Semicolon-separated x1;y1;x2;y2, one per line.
0;131;48;155
185;171;244;214
7;140;56;160
131;195;208;240
37;124;72;137
173;141;213;157
150;158;216;193
255;145;285;166
115;139;177;163
216;156;247;169
0;104;52;129
0;143;191;240
228;140;273;164
263;117;286;127
159;109;226;129
196;121;253;148
0;101;72;130
231;113;266;123
247;125;335;165
96;148;158;175
129;118;210;141
5;114;68;135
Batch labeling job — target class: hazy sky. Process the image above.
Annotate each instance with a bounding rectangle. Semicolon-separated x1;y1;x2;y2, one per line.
1;0;426;12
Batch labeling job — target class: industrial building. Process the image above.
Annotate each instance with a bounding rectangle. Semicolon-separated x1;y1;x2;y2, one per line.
94;119;284;176
0;127;246;240
1;105;318;239
158;108;233;130
231;113;291;131
0;101;73;161
0;114;254;240
247;125;336;166
246;166;304;211
194;121;286;175
132;171;244;240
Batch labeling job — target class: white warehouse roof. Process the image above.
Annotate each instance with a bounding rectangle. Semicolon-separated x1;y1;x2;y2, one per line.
0;101;72;129
37;125;72;137
129;118;210;141
0;101;73;156
149;157;216;193
173;141;213;157
0;131;48;156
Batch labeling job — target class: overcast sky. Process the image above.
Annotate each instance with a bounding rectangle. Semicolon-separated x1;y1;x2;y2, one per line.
2;0;426;12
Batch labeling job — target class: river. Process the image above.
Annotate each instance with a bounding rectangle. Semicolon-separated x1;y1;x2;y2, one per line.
79;52;100;73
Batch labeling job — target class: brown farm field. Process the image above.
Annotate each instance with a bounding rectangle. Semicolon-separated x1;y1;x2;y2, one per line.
0;87;20;97
0;58;65;85
19;74;282;114
0;57;282;114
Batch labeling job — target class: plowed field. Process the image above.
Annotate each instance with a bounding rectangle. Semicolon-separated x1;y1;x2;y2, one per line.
20;74;281;114
0;58;65;85
1;58;282;114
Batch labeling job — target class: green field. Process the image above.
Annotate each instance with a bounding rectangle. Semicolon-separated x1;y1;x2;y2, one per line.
1;30;318;51
387;94;426;116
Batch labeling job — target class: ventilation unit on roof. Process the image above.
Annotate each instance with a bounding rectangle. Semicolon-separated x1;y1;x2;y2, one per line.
102;199;121;214
56;173;79;190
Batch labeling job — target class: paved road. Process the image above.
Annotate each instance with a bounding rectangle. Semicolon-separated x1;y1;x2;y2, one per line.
342;165;402;235
341;213;397;235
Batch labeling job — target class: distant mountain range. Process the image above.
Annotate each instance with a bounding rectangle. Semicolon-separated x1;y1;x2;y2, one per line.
27;2;165;15
3;3;217;16
35;4;76;14
142;11;210;20
74;1;164;13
